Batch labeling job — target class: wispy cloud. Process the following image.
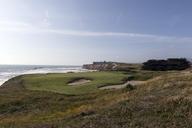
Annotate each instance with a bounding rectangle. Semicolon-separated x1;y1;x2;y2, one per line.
0;20;192;43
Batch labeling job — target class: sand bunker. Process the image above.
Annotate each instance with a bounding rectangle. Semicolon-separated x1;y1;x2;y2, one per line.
68;79;91;86
99;81;145;90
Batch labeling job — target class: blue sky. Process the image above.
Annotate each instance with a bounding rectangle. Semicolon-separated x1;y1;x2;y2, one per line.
0;0;192;65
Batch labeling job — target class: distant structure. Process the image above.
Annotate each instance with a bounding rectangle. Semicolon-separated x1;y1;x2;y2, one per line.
83;61;133;71
142;58;191;71
93;61;108;65
83;61;117;71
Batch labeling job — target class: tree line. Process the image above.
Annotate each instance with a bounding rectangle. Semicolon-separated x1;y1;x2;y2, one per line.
142;58;191;71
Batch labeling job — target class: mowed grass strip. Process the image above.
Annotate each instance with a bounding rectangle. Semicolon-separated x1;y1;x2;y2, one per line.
22;71;127;95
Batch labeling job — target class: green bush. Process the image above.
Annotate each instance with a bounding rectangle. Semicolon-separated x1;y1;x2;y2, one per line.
142;58;191;71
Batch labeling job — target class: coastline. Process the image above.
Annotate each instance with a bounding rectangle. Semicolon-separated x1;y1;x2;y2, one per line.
0;65;88;86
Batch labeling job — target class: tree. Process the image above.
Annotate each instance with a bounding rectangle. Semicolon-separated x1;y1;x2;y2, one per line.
142;58;191;71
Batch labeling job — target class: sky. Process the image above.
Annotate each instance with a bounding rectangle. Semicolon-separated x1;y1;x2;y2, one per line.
0;0;192;65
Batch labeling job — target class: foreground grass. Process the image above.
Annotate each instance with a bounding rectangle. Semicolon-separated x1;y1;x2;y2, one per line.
69;71;192;128
0;78;128;128
1;70;191;128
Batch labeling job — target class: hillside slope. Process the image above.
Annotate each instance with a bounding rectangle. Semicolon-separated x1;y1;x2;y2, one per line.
1;71;192;128
69;71;192;128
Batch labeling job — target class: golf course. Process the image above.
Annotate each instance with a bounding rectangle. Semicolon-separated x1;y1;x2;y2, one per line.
2;65;192;128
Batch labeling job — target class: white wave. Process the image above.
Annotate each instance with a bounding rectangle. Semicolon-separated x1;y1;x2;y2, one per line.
0;66;87;86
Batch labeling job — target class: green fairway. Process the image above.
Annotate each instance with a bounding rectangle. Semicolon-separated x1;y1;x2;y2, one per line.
22;71;128;95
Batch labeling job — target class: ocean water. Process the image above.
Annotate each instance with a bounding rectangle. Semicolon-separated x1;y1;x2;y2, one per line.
0;65;86;86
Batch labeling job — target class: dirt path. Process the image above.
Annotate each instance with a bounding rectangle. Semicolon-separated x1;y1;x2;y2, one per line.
99;80;146;90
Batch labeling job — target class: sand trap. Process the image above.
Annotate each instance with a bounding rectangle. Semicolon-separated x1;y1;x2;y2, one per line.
99;76;164;90
99;81;145;90
68;79;91;86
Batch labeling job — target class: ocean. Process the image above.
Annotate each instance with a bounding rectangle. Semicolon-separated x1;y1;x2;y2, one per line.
0;65;85;86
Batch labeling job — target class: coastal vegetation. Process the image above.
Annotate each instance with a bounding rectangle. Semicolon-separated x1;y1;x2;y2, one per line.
142;58;191;71
1;63;192;128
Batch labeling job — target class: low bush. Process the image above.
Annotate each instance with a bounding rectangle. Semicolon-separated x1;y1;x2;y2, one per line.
142;58;191;71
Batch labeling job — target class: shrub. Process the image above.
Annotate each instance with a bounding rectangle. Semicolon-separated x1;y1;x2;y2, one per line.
142;58;191;71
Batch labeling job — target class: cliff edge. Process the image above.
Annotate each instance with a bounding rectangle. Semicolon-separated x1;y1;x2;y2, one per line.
83;61;140;71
